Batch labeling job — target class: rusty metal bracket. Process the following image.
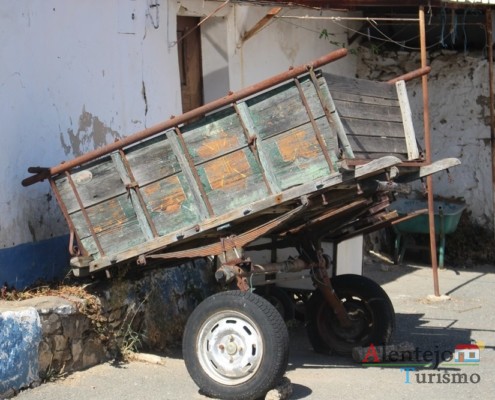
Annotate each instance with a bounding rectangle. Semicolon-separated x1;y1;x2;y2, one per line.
312;251;352;328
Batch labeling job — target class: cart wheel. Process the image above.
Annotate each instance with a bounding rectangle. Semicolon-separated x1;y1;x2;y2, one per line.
306;274;395;356
253;286;295;321
182;290;289;400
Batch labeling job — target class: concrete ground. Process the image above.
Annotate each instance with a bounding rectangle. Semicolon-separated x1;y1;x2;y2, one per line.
14;259;495;400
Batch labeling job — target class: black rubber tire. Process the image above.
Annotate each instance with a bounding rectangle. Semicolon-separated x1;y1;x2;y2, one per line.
253;286;295;321
182;290;289;400
306;274;395;356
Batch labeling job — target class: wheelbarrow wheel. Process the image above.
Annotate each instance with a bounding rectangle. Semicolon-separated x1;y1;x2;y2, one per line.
306;274;395;356
182;290;289;400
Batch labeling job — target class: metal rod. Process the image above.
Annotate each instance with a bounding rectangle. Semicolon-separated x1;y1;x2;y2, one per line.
420;6;440;297
275;15;420;22
294;78;336;173
487;10;495;236
387;66;431;84
65;171;105;256
22;48;348;187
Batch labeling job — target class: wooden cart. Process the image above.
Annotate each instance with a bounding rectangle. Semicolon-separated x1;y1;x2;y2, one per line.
23;49;459;400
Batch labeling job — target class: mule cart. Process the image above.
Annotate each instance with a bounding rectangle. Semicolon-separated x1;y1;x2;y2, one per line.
23;49;459;400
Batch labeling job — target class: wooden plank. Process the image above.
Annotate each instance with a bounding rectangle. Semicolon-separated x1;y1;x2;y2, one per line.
395;158;461;183
324;73;398;99
331;91;400;107
181;108;247;165
196;148;271;215
54;158;126;214
111;151;156;240
333;99;403;123
348;152;408;161
262;118;334;190
124;135;181;186
341;118;407;138
165;129;212;219
309;70;354;159
294;77;337;173
140;173;202;235
395;80;420;160
347;135;408;155
354;156;402;178
246;76;325;139
235;102;281;193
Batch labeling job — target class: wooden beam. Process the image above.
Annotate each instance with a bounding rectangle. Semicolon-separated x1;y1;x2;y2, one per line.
241;7;282;43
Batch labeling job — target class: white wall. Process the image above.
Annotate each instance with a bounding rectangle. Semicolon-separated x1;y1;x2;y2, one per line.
358;48;493;227
0;0;182;248
227;5;359;89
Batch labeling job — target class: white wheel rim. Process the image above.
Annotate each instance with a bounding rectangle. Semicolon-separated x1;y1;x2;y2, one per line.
196;310;264;385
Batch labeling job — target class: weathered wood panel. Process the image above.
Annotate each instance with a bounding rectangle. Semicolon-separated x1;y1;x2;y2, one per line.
55;158;126;214
181;108;247;165
331;91;399;107
262;117;335;190
246;77;325;139
333;99;402;123
69;194;146;257
141;173;201;235
324;73;397;99
341;118;406;138
347;134;409;159
196;148;270;215
125;136;181;186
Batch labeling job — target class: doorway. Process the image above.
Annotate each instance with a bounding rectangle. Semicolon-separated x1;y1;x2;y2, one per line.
177;16;204;113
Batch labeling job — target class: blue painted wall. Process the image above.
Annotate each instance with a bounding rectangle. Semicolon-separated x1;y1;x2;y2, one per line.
0;235;70;290
0;307;42;395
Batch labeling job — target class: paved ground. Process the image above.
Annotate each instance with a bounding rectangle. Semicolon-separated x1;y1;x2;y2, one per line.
15;259;495;400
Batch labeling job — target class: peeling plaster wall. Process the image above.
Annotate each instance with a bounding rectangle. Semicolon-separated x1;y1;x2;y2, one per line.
0;0;182;287
227;6;360;89
358;48;493;227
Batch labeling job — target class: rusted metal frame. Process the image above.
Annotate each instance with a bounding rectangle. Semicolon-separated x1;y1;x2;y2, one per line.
145;198;308;261
313;251;352;328
308;69;354;159
64;171;105;256
173;127;215;217
420;6;440;297
233;102;274;195
49;178;87;257
387;66;431;84
281;198;369;235
23;48;348;187
293;77;336;173
116;149;159;238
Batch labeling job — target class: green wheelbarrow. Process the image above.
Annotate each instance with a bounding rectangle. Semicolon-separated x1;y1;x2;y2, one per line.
391;199;466;267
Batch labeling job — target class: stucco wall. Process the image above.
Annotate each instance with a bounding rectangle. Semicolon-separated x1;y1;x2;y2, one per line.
357;47;493;227
0;0;182;287
1;0;359;287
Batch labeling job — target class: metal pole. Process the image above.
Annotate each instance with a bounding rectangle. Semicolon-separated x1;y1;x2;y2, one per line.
486;10;495;236
420;6;440;297
22;48;348;187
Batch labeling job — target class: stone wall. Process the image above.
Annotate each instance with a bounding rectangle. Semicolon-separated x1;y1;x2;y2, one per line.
0;258;217;397
357;45;492;227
